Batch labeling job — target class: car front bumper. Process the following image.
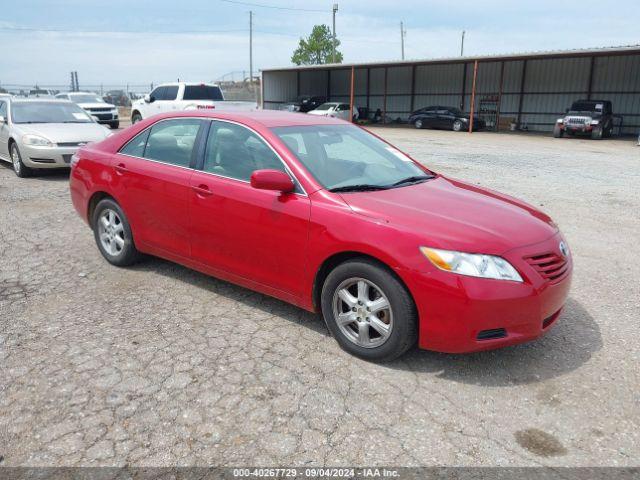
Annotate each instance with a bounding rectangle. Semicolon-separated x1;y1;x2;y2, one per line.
20;144;79;169
86;111;119;124
402;232;572;353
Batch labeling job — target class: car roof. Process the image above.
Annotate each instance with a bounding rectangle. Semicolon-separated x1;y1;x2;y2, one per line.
149;109;347;127
156;82;220;87
11;98;73;104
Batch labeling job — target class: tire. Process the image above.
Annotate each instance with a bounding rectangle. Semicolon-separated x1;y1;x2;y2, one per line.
10;142;32;178
321;258;417;362
131;112;142;124
452;119;463;132
591;126;603;140
109;121;120;129
92;198;141;266
553;125;564;138
414;119;423;129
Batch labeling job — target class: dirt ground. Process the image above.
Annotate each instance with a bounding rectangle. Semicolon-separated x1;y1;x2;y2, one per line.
0;127;638;466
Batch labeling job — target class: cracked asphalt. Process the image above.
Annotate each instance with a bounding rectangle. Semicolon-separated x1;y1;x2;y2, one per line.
0;128;638;467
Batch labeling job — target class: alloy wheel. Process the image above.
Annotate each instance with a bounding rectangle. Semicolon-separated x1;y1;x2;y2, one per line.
11;145;21;175
98;209;125;256
415;119;423;129
332;277;393;348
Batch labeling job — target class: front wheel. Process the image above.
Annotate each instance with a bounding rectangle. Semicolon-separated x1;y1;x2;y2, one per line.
321;258;417;362
553;125;564;138
109;121;120;129
10;143;32;178
92;198;141;266
452;119;464;132
591;126;603;140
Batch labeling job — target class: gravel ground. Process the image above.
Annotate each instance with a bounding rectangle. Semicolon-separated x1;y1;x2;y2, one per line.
0;128;638;467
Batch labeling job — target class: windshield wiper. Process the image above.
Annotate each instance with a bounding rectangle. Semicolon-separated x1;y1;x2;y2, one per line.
329;184;390;193
388;174;434;187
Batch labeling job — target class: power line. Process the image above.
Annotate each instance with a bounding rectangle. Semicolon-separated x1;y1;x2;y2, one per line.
219;0;325;13
0;25;248;35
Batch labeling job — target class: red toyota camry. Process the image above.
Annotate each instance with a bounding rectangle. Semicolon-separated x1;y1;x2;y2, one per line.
70;110;572;361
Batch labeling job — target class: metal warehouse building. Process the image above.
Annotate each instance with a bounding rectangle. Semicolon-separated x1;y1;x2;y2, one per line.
261;45;640;134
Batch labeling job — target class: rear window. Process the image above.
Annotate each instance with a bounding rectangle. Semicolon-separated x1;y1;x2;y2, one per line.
183;85;223;101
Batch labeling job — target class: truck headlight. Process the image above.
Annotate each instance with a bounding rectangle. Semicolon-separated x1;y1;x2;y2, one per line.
557;118;564;124
22;134;54;147
420;247;523;282
591;120;600;125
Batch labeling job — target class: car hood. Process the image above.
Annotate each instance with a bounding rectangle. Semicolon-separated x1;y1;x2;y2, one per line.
15;123;111;143
78;102;115;109
339;176;557;254
308;109;331;116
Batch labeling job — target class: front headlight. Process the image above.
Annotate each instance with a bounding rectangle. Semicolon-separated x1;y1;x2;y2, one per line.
460;118;469;122
420;247;523;282
22;134;54;147
591;120;600;125
557;118;564;124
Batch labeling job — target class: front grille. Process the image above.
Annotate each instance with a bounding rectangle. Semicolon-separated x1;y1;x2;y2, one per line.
565;116;589;126
477;328;507;340
525;252;568;283
87;107;112;113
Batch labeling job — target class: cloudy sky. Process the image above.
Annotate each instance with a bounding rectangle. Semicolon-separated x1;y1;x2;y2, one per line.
1;0;639;90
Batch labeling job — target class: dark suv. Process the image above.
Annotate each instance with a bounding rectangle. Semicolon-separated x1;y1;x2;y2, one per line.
554;100;614;140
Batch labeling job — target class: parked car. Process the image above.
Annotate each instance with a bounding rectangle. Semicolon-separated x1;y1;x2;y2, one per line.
0;98;111;177
554;100;614;140
130;82;257;124
408;106;485;131
56;92;119;129
103;90;131;107
28;88;56;99
308;102;360;121
70;110;572;361
282;95;326;113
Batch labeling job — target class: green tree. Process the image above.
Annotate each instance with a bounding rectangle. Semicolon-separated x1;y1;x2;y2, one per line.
291;24;343;65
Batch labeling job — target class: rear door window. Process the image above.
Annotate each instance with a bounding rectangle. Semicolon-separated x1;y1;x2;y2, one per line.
120;129;150;157
143;119;203;167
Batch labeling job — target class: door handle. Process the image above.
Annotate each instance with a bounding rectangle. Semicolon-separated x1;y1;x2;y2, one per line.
191;184;213;196
114;163;128;174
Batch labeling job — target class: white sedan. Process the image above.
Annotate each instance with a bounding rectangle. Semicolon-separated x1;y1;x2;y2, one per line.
308;102;360;122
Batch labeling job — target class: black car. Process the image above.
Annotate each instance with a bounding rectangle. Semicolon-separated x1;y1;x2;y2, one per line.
282;95;326;113
408;106;485;132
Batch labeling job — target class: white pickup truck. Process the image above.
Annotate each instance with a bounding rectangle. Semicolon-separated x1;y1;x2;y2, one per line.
130;82;257;123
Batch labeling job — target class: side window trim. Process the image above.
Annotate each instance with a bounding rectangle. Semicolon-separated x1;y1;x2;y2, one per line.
197;118;306;196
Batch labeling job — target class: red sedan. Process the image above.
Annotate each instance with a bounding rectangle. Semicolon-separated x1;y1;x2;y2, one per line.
70;111;572;361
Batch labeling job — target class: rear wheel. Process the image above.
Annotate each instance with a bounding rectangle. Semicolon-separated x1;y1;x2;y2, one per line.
131;112;142;124
414;119;423;129
10;142;32;178
452;119;464;132
92;198;141;266
321;258;417;362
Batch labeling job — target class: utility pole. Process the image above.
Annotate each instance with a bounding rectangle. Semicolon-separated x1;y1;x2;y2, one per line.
400;21;406;60
460;30;465;57
332;3;338;63
249;10;253;85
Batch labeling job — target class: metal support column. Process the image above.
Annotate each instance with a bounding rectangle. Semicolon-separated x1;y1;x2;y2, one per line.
349;66;355;122
516;60;528;127
468;60;478;133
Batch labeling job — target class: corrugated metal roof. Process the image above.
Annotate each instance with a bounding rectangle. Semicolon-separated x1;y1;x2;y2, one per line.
261;44;640;72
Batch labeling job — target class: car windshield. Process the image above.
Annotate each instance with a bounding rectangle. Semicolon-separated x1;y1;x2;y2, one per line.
449;107;463;115
271;124;432;191
570;102;602;113
11;102;93;124
314;103;334;111
70;94;105;103
183;85;223;101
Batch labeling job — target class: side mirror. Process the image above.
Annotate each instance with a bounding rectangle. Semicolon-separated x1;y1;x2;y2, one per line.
0;115;5;124
250;169;295;193
144;94;153;103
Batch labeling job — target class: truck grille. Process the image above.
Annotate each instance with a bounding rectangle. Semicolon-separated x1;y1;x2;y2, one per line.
565;116;589;126
525;253;569;283
87;107;112;113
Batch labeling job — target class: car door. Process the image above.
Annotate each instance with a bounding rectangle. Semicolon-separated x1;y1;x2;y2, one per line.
189;120;311;297
435;108;452;129
0;100;9;160
154;85;179;115
112;118;204;258
420;107;438;128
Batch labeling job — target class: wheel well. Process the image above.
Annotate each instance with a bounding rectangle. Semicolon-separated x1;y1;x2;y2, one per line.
87;192;113;227
8;137;15;150
312;251;411;311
